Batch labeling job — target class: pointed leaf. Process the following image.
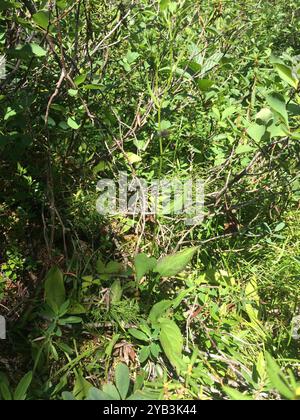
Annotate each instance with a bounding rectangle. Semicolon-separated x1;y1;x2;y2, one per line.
154;246;198;277
266;92;289;127
134;253;157;282
115;363;130;400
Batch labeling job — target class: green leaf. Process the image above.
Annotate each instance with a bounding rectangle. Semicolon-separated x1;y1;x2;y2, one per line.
29;43;47;57
265;353;294;399
160;0;170;12
73;373;92;400
67;117;80;130
197;78;214;91
134;253;157;282
274;63;298;89
44;267;66;311
62;391;75;400
127;152;142;164
68;89;78;97
255;108;273;126
246;122;265;142
154;246;198;277
104;261;123;274
105;333;120;357
86;387;113;400
115;363;130;400
235;143;254;155
102;383;120;400
128;328;149;342
0;373;12;400
125;51;139;64
74;73;87;86
110;279;122;304
223;386;253;400
13;371;33;400
148;300;173;325
222;105;237;120
266;92;289;127
139;346;151;363
32;10;50;30
159;319;184;372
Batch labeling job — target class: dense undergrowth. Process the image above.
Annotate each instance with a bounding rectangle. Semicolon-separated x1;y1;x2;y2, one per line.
0;0;299;400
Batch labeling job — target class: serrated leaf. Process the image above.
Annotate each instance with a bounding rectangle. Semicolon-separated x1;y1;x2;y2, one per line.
154;246;198;277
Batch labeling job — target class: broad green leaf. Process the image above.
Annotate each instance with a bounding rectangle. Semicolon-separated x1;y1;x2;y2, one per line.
246;122;265;142
128;328;149;342
110;279;122;304
115;363;130;400
62;391;75;400
32;11;50;30
102;383;120;400
148;300;173;325
159;120;171;131
44;267;66;311
74;73;87;86
266;92;289;127
126;51;139;64
67;89;78;97
274;63;298;89
197;78;214;91
222;105;237;120
159;319;184;372
13;371;33;400
139;346;151;363
29;43;47;57
67;117;80;130
154;246;198;277
86;387;112;400
127;152;142;164
105;261;123;274
134;253;157;282
235;143;254;155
